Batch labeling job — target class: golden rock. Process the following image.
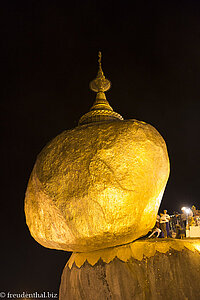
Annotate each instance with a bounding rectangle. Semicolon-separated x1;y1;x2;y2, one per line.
25;120;169;252
25;53;170;252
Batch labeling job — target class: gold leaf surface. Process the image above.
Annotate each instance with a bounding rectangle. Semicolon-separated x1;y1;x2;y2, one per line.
25;120;169;252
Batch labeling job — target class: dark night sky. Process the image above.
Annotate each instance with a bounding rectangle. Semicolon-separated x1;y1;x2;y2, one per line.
1;0;200;295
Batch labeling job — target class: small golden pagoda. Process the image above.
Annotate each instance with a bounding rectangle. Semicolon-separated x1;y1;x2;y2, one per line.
25;52;170;252
79;52;123;125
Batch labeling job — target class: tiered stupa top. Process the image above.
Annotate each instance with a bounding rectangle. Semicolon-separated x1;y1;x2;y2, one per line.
78;52;123;125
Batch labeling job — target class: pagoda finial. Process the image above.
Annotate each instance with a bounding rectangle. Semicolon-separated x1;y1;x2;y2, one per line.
97;51;104;78
98;51;102;64
89;51;111;93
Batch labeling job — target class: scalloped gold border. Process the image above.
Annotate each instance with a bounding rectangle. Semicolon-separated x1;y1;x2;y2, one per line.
67;239;200;269
79;109;124;125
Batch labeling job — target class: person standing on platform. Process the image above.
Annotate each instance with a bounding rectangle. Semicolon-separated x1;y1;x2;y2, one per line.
160;213;168;238
163;210;171;237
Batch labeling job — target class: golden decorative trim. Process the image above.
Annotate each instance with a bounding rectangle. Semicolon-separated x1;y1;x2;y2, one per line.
79;109;123;125
67;239;200;269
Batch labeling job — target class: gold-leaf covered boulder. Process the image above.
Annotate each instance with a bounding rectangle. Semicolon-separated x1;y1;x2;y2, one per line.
25;53;170;252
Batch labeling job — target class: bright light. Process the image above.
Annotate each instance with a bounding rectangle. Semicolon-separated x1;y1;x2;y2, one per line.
181;207;191;214
185;208;190;215
194;243;200;252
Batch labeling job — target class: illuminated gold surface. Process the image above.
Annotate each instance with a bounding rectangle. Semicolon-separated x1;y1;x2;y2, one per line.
25;119;169;252
67;239;200;269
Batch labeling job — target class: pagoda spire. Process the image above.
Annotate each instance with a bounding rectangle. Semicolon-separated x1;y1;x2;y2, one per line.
78;52;123;125
89;51;111;94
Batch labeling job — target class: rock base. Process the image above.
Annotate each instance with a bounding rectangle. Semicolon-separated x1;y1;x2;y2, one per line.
59;240;200;300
